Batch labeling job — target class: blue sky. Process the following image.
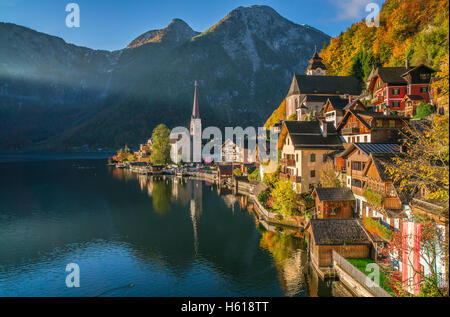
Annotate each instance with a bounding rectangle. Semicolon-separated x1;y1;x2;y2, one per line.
0;0;384;51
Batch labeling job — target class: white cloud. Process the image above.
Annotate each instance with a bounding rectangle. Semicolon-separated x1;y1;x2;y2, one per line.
331;0;374;21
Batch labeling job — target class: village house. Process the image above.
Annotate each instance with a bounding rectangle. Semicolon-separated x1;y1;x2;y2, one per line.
322;97;366;128
307;219;373;274
221;137;257;165
336;109;408;143
366;62;435;115
285;50;361;120
312;187;355;219
135;139;152;162
278;120;344;193
337;143;401;219
360;152;406;229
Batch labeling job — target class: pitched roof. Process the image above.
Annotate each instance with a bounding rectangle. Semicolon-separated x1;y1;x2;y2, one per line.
403;94;425;101
401;64;436;77
325;97;349;111
282;121;344;149
290;75;361;96
314;188;355;201
337;143;400;159
336;109;408;132
365;152;397;182
375;67;409;84
309;219;371;245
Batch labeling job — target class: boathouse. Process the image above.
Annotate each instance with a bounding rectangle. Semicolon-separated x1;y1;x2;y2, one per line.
307;219;372;272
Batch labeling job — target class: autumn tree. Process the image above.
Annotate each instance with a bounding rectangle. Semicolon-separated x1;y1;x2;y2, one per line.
150;124;171;165
271;180;302;217
319;162;344;188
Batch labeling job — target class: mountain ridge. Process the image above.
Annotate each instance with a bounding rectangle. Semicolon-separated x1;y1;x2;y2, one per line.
0;5;330;151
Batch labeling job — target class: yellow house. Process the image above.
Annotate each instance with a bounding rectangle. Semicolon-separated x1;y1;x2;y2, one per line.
278;121;344;193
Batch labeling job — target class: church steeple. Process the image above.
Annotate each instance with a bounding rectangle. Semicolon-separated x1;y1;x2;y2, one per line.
306;45;327;76
192;80;200;119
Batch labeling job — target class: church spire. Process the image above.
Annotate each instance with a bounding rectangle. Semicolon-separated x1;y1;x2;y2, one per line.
192;80;200;119
306;45;327;76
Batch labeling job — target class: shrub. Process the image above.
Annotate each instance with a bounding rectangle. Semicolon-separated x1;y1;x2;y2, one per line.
248;169;260;181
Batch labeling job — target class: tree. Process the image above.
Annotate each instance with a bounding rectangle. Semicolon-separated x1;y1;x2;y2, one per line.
414;103;433;119
271;180;301;217
319;162;344;188
432;54;449;114
150;124;171;165
385;116;449;216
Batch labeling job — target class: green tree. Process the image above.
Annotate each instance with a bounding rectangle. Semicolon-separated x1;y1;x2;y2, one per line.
150;124;171;165
414;103;433;119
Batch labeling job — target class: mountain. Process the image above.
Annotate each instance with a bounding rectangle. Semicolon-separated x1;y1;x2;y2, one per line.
0;5;330;152
127;18;200;48
319;0;449;81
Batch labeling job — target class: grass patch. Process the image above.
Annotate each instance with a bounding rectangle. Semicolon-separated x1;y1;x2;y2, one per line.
346;258;395;296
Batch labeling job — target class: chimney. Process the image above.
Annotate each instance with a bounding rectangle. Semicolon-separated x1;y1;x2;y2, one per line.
321;121;328;137
405;59;410;70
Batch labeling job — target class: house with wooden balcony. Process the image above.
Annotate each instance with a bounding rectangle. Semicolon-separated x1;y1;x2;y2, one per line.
337;143;401;218
366;62;435;114
360;153;407;229
278;120;344;193
336;109;408;144
403;94;426;118
312;187;355;219
322;97;366;128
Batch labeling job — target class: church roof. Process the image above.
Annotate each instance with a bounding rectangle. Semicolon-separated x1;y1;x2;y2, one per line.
288;75;361;96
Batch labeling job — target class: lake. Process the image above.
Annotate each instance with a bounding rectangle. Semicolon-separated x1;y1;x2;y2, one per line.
0;156;333;297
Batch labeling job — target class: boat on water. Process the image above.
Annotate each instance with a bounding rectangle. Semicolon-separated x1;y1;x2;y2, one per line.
116;163;127;169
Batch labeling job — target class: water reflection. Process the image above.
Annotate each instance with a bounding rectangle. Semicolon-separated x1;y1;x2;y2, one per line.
0;159;333;297
111;168;314;297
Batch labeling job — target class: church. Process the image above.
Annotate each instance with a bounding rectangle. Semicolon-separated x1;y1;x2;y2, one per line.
285;48;362;121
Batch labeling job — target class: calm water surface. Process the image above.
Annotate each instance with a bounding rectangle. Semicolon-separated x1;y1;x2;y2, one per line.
0;156;332;297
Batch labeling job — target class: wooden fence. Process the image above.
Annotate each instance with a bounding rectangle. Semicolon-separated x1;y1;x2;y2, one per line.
332;250;392;297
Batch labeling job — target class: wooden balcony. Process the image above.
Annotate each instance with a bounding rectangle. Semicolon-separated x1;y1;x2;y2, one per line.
383;197;402;210
280;172;290;180
280;158;295;167
371;95;384;105
351;186;364;196
290;175;301;183
342;127;360;135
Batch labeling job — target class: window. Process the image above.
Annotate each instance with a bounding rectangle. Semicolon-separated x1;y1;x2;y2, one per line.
287;138;289;145
420;73;430;81
351;161;362;171
392;101;401;108
392;88;400;95
311;170;316;178
389;120;395;128
310;154;316;162
356;136;360;142
420;86;428;93
364;135;368;143
323;154;327;162
296;154;298;161
376;120;383;128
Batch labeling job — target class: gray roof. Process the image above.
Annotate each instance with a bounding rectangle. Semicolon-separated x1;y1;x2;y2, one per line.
292;75;361;96
283;121;344;149
309;219;371;245
314;188;355;201
354;143;401;155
